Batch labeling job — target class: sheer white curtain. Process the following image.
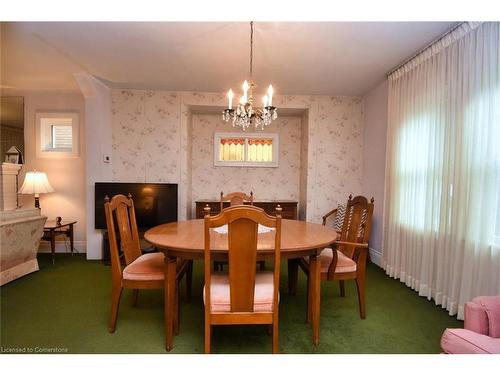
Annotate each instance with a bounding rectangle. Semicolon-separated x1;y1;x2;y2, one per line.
383;22;500;319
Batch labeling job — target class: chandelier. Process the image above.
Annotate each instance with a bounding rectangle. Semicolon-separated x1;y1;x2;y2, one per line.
222;21;278;131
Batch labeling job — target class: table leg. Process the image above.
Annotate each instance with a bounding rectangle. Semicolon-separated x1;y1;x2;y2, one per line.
309;253;321;346
287;259;298;295
164;255;176;352
50;230;56;265
173;280;179;336
307;265;312;324
69;224;74;255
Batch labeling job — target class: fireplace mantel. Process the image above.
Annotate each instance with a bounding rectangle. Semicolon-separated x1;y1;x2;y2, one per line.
0;162;22;211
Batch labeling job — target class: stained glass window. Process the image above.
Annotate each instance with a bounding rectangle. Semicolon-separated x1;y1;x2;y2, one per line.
219;138;245;161
248;139;273;162
214;133;278;167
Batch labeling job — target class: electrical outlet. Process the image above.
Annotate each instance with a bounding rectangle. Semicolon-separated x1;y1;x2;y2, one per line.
103;154;111;163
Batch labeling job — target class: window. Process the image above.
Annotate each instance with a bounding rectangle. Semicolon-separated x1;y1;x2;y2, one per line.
52;125;73;150
394;112;444;232
214;133;278;167
495;176;500;245
392;80;500;246
219;138;245;162
36;112;79;158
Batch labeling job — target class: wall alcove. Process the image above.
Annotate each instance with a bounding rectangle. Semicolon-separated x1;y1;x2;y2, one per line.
109;90;363;226
186;105;309;220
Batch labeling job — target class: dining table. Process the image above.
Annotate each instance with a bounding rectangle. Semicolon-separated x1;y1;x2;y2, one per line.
144;218;339;351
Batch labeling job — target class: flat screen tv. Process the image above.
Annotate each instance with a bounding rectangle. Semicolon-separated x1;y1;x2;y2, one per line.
94;182;178;230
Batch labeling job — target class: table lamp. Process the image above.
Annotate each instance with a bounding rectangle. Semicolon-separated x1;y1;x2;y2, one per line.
18;170;54;209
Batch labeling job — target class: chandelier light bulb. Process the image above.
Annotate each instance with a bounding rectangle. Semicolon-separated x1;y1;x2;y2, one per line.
267;84;274;106
227;89;234;109
242;80;249;103
243;80;249;93
263;95;268;107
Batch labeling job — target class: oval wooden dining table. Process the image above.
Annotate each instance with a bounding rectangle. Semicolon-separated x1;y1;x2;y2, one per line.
145;218;339;352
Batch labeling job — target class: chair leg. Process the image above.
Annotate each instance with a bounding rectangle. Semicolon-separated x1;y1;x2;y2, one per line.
108;285;123;333
213;261;221;272
272;321;279;354
355;276;366;319
186;260;193;303
132;289;139;306
306;274;312;324
174;282;180;335
204;321;211;354
339;280;345;297
287;259;299;295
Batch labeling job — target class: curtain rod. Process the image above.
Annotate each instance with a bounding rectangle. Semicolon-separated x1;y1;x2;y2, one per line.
385;22;465;78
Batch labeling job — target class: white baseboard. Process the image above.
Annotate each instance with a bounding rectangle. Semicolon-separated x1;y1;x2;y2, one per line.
38;240;86;254
369;247;382;268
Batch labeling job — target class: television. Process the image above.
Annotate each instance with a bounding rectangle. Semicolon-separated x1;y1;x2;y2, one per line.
94;182;178;230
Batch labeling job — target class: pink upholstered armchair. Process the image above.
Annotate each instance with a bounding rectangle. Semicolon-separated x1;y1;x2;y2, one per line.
441;296;500;354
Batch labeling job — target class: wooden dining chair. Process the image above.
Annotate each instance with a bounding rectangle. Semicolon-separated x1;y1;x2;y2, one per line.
289;195;374;319
203;205;282;353
219;191;254;211
104;194;192;333
216;191;264;271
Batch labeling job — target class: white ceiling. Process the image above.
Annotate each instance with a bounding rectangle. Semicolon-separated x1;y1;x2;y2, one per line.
1;22;457;95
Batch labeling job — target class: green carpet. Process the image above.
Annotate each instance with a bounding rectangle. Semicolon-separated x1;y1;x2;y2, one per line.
0;254;462;354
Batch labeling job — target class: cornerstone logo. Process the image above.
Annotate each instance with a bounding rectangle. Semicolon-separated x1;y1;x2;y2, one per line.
1;346;69;353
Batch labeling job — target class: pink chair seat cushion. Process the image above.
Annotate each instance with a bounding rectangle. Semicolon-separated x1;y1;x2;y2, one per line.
471;296;500;338
441;328;500;354
305;248;357;274
122;252;164;281
203;271;277;313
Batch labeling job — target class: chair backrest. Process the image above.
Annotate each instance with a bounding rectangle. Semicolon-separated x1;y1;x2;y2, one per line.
104;194;142;279
465;296;500;337
220;191;254;211
204;205;281;313
338;195;374;258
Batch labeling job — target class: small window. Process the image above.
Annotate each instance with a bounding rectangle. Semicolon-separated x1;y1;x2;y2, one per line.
36;112;79;158
214;133;278;167
219;138;245;162
52;125;73;150
248;138;273;162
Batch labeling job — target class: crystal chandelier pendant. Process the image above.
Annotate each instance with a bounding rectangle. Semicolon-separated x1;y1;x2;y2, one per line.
222;22;278;130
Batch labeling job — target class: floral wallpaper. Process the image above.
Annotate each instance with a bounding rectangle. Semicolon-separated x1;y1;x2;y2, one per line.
299;111;309;220
111;90;180;183
111;90;364;222
311;96;364;222
191;114;302;213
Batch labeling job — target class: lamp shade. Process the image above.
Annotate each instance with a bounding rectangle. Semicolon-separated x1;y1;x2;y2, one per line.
18;170;54;195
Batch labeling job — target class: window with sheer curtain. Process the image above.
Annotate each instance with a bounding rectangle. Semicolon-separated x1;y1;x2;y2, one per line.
496;183;500;244
383;22;500;320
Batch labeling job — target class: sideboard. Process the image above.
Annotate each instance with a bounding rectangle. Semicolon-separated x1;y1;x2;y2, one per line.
195;200;298;220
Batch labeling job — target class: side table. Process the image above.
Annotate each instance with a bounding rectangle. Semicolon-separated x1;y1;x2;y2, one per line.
42;220;77;264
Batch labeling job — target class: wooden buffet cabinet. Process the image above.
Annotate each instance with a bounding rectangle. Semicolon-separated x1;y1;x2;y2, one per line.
195;200;298;220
